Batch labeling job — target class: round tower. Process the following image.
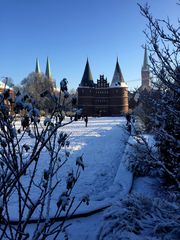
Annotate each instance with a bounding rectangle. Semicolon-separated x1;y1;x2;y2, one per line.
110;58;129;114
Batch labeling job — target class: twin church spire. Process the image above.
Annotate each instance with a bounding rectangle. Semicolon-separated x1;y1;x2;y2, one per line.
35;57;52;79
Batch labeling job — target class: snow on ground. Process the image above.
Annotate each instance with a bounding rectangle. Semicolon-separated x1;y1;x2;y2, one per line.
8;117;133;240
26;211;105;240
62;117;129;202
9;117;130;220
10;117;173;240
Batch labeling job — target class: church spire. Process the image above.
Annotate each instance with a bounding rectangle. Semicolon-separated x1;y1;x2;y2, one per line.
80;58;94;87
141;45;151;90
35;58;41;74
45;57;52;79
111;58;125;87
142;45;149;70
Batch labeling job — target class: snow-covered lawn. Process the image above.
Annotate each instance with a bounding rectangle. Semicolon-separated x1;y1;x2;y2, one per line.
9;117;129;220
62;117;129;202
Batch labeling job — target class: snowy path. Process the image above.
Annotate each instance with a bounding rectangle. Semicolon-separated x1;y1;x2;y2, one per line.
61;117;129;202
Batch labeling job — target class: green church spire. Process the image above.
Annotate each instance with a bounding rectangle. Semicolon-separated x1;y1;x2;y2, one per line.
45;57;52;79
35;58;41;74
80;58;94;87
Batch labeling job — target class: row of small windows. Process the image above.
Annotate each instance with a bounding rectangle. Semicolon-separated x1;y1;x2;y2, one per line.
96;83;109;88
95;90;109;95
80;89;125;95
80;89;109;94
95;99;109;104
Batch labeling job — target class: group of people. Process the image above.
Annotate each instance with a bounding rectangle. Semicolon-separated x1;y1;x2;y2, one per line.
71;113;134;131
70;115;88;127
83;113;133;130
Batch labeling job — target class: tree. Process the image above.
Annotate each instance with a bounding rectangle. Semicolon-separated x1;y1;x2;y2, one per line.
136;2;180;187
21;73;56;113
0;78;86;239
1;77;14;88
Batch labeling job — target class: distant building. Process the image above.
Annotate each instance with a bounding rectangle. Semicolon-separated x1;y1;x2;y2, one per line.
77;58;129;116
0;80;14;112
129;46;152;110
0;80;14;96
140;45;151;91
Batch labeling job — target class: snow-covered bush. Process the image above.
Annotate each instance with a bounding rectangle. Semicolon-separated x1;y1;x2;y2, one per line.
127;135;162;177
133;3;180;188
98;193;180;240
0;79;85;239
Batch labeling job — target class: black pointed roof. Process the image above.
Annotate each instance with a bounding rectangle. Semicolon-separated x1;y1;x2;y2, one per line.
111;58;125;87
80;59;94;87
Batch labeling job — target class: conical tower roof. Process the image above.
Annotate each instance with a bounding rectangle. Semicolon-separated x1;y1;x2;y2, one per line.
80;59;94;87
142;45;149;70
45;57;52;79
111;58;126;87
35;58;41;74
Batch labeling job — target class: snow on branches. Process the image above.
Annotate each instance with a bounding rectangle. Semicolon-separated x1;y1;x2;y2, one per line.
98;193;180;240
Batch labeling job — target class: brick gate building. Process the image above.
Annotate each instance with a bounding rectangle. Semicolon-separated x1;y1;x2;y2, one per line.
77;59;129;116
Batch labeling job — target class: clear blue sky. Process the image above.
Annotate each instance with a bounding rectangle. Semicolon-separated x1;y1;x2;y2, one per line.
0;0;179;91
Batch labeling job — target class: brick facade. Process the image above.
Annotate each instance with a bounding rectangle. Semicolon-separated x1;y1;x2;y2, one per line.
78;75;128;116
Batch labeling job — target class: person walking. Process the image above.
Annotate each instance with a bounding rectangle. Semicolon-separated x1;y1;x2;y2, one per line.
125;113;131;125
84;116;88;127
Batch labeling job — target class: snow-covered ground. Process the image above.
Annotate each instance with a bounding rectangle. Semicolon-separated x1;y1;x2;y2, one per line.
15;116;133;239
5;117;178;240
9;117;130;218
62;117;129;202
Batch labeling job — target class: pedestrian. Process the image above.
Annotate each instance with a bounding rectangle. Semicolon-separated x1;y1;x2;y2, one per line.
127;122;132;134
126;113;131;125
21;115;29;131
84;116;88;127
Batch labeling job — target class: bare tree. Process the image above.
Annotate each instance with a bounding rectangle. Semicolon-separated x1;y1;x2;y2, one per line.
0;78;87;239
21;73;56;113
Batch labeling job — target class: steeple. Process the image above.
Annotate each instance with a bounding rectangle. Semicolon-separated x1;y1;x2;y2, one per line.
111;58;126;87
142;45;149;71
45;57;52;79
35;58;41;74
141;46;151;90
80;58;94;87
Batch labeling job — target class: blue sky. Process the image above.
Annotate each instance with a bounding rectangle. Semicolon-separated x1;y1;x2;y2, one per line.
0;0;179;90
